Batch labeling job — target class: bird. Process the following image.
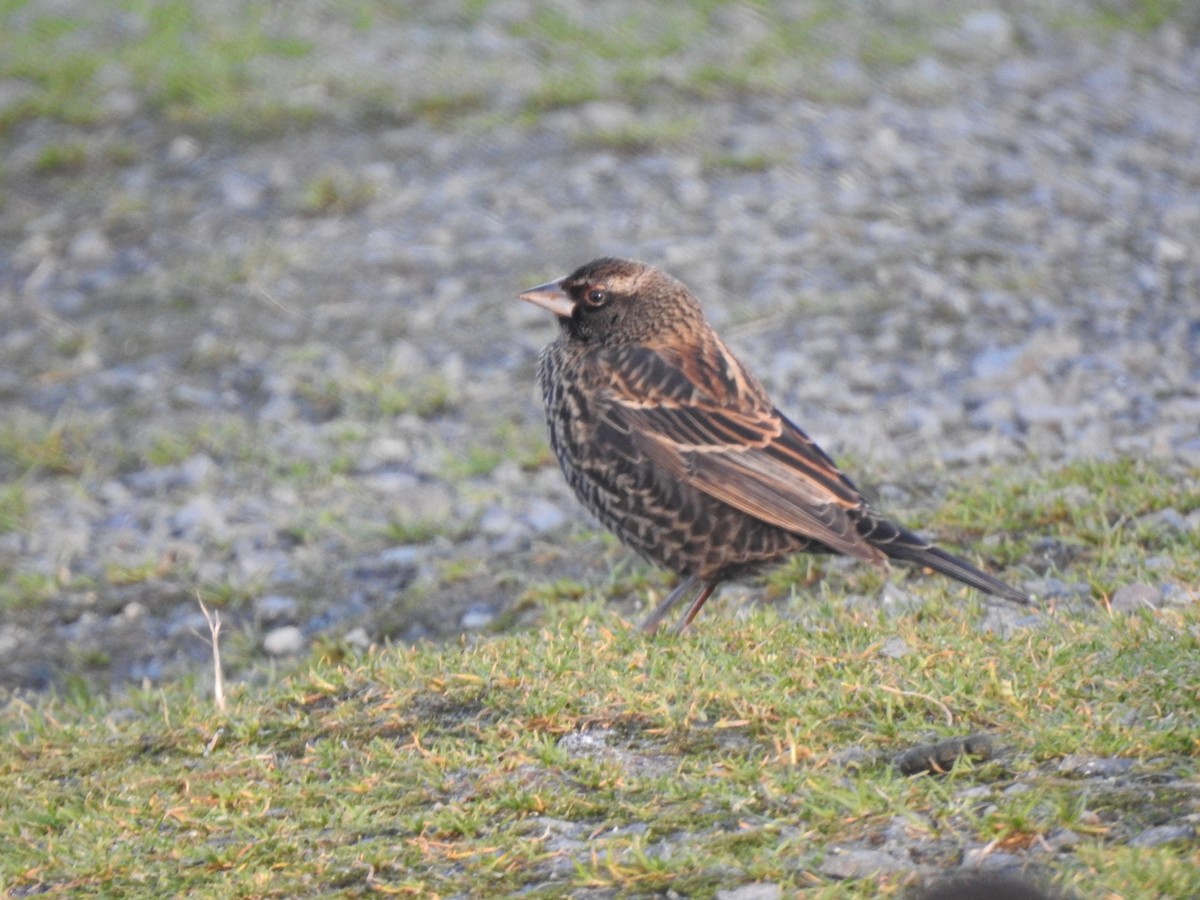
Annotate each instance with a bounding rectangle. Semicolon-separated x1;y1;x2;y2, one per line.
518;257;1028;633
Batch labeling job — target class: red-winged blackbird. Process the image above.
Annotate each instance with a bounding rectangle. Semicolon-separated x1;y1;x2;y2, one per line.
520;258;1028;633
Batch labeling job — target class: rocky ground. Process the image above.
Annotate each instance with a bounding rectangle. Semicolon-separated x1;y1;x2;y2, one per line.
0;2;1198;695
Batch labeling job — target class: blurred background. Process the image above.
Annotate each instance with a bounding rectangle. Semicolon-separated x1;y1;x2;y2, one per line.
1;0;1197;693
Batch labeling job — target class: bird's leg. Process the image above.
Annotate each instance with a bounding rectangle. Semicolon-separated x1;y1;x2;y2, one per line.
640;575;700;634
674;581;716;634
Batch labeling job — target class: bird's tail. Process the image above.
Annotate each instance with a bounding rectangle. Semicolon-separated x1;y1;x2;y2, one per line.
859;515;1029;604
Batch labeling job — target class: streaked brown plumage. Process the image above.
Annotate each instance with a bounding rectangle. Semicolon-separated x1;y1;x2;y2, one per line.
519;258;1028;632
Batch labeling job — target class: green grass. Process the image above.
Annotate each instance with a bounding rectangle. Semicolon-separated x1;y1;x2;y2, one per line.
296;169;377;217
1090;0;1190;30
292;370;460;423
934;458;1200;597
577;116;701;153
0;0;313;130
1;459;1197;895
1;599;1197;897
0;482;28;535
4;0;1196;134
33;141;88;173
0;420;90;478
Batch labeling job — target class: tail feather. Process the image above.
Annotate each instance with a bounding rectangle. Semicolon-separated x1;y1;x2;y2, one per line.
858;514;1028;604
886;539;1029;604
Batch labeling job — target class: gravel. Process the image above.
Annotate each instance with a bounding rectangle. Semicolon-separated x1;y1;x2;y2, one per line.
1;3;1198;694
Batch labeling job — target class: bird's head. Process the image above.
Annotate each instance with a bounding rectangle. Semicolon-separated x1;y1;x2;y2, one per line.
519;257;703;345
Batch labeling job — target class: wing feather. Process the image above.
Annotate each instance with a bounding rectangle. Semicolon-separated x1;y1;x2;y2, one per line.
597;345;885;564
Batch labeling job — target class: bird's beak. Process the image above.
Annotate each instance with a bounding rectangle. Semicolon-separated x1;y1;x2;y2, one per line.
518;278;576;319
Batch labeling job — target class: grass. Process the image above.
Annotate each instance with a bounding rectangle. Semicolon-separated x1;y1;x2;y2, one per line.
934;457;1200;596
0;458;1197;896
296;169;377;217
292;370;460;423
0;483;29;536
33;141;88;173
1;598;1197;897
0;419;90;478
0;0;313;130
6;0;1193;134
577;116;702;153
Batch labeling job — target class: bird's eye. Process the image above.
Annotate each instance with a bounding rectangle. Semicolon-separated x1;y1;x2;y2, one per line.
584;288;608;307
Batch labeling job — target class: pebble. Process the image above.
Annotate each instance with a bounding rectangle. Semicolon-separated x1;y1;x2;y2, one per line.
170;496;228;541
1160;584;1197;608
219;170;268;210
960;10;1015;54
899;56;958;103
1136;508;1189;533
960;849;1025;871
715;884;782;900
255;594;300;625
460;606;496;630
262;626;305;657
1025;578;1091;602
878;583;925;617
1110;583;1161;613
971;345;1021;381
167;135;201;164
1058;756;1135;778
167;611;212;640
523;498;566;534
377;546;425;569
1127;824;1195;848
558;729;612;758
68;229;112;264
819;848;907;879
478;506;516;537
343;626;371;651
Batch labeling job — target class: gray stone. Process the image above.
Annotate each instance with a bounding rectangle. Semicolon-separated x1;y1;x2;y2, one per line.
716;884;782;900
1025;578;1091;602
1110;583;1161;613
255;594;300;625
1160;584;1197;608
961;849;1025;870
219;170;267;210
558;729;611;757
879;636;910;659
820;848;907;879
378;546;424;569
478;506;518;537
960;10;1015;54
68;229;112;264
262;626;305;657
879;583;925;617
167;135;201;163
460;606;496;630
1136;508;1188;533
523;498;566;534
1128;824;1195;847
171;496;228;540
1058;755;1135;778
343;627;371;651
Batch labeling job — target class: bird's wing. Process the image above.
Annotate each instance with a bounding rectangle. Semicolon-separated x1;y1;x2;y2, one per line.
596;344;886;564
